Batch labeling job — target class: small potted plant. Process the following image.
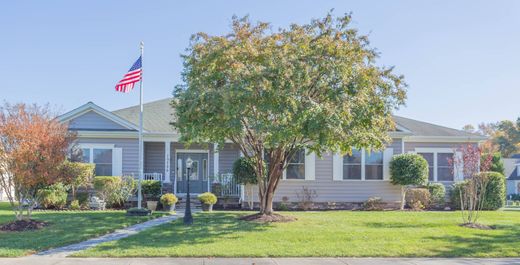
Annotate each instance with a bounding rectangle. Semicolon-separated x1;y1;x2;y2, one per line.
160;193;178;212
142;180;161;211
198;192;217;212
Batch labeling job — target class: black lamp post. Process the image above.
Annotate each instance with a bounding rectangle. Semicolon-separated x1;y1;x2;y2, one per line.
183;157;193;225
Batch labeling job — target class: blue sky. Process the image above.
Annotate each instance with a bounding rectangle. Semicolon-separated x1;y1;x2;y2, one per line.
2;1;519;130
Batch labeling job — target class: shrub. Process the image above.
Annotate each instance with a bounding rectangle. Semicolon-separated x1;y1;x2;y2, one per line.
390;154;429;209
296;186;318;210
426;182;446;207
70;199;80;210
482;152;505;175
509;194;520;201
405;188;430;210
160;193;178;207
198;192;218;205
37;183;68;209
141;180;161;200
126;207;151;216
450;171;506;210
94;176;136;208
233;157;259;185
362;197;384;211
76;191;90;208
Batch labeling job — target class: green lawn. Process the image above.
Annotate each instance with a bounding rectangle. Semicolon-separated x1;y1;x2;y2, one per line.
76;210;520;258
0;202;165;257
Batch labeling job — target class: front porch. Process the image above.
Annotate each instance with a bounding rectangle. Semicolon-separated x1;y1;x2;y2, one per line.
141;142;243;199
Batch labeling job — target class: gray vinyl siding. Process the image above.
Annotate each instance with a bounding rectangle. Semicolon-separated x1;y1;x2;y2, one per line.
75;138;138;176
218;143;241;174
68;111;130;131
144;142;165;174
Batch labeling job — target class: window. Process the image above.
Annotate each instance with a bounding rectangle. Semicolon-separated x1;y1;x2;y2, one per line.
93;148;113;176
343;149;362;180
190;161;199;180
437;153;454;181
286;149;305;179
202;159;208;181
417;152;434;181
81;148;90;163
365;151;383;180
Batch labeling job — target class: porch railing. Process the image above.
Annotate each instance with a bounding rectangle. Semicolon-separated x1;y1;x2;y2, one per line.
143;172;163;181
210;173;241;197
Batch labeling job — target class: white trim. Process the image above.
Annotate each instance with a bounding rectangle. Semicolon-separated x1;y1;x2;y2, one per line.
304;151;316;181
58;102;141;131
175;149;209;154
213;143;219;176
415;148;456;182
332;153;343;181
77;143;115;149
164;141;171;183
383;148;393;180
517;164;520;177
112;148;123;176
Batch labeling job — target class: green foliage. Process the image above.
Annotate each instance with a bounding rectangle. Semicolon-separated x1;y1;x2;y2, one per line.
94;176;136;208
172;13;406;214
59;160;95;198
141;180;161;200
481;171;506;210
37;183;68;209
450;172;506;210
390;154;429;186
482;152;505;175
126;207;151;216
160;193;178;206
232;157;259;185
493;118;520;157
76;191;89;207
405;188;430;210
198;192;218;205
426;182;446;207
69;200;80;210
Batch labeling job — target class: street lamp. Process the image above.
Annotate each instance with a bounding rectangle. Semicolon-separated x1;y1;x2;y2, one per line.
184;157;193;225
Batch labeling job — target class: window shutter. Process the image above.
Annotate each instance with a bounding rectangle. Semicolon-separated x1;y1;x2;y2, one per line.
383;148;394;180
333;153;343;181
112;147;123;176
454;151;464;181
305;151;315;180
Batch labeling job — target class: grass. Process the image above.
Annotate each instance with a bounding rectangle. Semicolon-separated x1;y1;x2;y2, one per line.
0;202;166;257
76;210;520;258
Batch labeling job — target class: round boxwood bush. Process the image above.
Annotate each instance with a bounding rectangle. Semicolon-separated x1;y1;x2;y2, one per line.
37;183;68;209
450;171;506;210
390;154;429;186
198;192;218;205
233;157;259;185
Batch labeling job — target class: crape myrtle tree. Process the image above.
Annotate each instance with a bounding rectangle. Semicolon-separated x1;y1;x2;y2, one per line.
0;103;75;220
172;13;407;216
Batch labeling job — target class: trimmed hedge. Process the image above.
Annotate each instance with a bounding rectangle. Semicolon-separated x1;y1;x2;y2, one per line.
37;183;68;209
390;154;429;186
405;188;430;210
142;180;161;200
426;182;446;207
450;171;506;210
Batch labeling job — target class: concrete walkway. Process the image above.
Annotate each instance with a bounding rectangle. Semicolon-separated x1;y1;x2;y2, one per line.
34;211;185;258
1;257;520;265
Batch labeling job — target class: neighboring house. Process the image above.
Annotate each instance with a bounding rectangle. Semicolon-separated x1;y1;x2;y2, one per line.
58;99;486;208
504;155;520;197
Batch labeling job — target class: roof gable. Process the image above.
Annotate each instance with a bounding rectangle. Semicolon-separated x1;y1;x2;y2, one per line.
58;102;139;131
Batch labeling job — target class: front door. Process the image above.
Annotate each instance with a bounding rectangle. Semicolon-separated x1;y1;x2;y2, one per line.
176;152;209;194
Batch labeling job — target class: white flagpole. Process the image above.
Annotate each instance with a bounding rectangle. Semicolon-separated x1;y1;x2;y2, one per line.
137;41;144;209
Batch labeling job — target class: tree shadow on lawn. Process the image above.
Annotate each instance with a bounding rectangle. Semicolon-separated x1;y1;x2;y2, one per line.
363;221;448;229
92;212;270;253
423;224;520;257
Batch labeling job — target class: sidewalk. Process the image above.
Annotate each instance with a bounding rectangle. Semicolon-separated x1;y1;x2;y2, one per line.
1;257;520;265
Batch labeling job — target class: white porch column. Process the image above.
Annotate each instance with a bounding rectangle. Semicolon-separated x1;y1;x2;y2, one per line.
213;143;219;177
164;141;171;183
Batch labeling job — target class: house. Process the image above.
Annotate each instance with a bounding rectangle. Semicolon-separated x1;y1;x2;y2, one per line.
57;98;486;208
504;155;520;197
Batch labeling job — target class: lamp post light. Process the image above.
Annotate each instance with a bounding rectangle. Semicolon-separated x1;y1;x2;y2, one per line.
183;157;194;225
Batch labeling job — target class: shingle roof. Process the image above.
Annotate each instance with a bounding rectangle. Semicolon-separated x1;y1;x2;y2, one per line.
112;98;176;133
111;98;483;139
392;115;483;138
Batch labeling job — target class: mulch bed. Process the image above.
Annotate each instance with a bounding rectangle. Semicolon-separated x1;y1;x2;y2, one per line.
0;220;48;232
460;223;496;230
239;213;297;223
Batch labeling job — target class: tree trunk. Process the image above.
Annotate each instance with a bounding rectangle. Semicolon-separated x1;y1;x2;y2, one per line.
400;186;406;210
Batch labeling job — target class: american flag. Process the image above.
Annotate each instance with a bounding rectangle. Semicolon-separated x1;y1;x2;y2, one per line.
115;56;142;93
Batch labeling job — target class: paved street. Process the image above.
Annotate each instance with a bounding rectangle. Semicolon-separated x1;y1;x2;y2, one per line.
1;257;519;265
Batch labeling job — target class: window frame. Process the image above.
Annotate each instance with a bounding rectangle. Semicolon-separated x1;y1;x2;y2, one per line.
414;148;455;182
75;144;115;176
340;148;386;181
343;148;363;180
364;150;384;180
285;149;306;180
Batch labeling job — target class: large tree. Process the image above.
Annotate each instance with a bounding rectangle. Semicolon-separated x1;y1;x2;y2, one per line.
0;103;74;220
173;14;406;215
